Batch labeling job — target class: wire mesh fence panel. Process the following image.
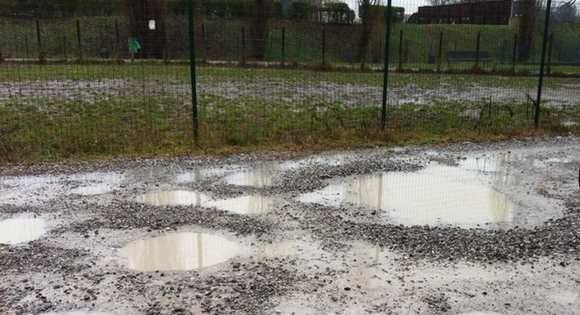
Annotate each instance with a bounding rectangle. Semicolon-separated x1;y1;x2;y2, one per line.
541;0;580;131
0;0;578;163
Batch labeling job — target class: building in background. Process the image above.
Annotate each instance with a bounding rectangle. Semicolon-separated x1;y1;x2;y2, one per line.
408;0;513;25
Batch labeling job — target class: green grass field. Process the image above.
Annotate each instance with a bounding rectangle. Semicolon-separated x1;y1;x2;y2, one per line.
0;63;578;163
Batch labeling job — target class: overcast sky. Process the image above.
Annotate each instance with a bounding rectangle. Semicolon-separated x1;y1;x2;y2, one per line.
342;0;580;17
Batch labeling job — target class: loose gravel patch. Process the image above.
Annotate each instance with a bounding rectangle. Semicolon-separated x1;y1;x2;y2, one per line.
0;136;578;314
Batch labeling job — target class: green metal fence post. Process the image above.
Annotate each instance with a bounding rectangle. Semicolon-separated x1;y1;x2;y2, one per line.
535;0;553;129
381;0;393;129
321;24;326;66
62;34;68;61
114;19;121;60
76;19;83;61
241;27;246;66
512;33;518;74
36;20;43;63
281;27;286;67
0;24;4;64
398;29;403;71
474;31;481;70
188;0;199;145
547;32;554;75
437;31;443;73
25;33;30;59
202;23;208;63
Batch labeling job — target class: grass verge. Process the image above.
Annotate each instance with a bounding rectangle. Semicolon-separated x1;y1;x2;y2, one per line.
0;94;578;163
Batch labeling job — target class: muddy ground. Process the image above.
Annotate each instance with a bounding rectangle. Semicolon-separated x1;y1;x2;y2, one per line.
0;137;579;315
2;79;580;107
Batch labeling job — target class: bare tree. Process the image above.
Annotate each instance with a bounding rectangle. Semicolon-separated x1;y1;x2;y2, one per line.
516;0;540;61
250;0;273;60
553;0;577;23
357;0;381;70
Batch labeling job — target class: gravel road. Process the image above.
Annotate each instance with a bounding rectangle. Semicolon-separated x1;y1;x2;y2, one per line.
0;136;578;314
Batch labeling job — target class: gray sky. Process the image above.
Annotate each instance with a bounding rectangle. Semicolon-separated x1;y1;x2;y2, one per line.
343;0;580;17
343;0;430;16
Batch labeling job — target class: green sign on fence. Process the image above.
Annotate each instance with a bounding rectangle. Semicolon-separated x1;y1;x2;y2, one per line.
128;37;141;54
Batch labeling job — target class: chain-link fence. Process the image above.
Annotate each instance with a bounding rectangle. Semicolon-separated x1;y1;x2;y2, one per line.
0;0;578;162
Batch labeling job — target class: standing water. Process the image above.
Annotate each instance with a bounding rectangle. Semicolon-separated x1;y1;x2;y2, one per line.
120;232;243;272
0;215;47;245
299;155;526;228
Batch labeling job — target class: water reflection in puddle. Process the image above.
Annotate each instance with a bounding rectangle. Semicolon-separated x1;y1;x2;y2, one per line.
0;215;47;245
223;154;348;188
121;232;242;271
137;191;276;214
207;195;277;215
137;190;209;207
224;164;281;188
175;167;235;184
70;183;115;196
300;156;519;228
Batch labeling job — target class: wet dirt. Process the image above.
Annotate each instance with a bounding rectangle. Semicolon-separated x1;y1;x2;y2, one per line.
4;79;580;109
0;137;578;314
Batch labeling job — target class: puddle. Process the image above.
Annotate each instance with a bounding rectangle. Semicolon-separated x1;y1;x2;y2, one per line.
0;172;123;205
224;155;348;188
137;190;210;207
224;164;282;188
137;190;277;214
299;156;523;228
549;290;579;305
205;195;277;215
70;183;115;195
120;232;243;271
0;215;48;245
174;167;235;184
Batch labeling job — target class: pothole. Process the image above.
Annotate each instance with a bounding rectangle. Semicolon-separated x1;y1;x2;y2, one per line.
41;312;113;315
174;167;236;184
205;195;278;215
136;191;277;214
0;214;48;245
299;156;540;228
120;232;243;272
223;164;284;188
222;155;348;188
137;190;209;207
70;183;115;196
